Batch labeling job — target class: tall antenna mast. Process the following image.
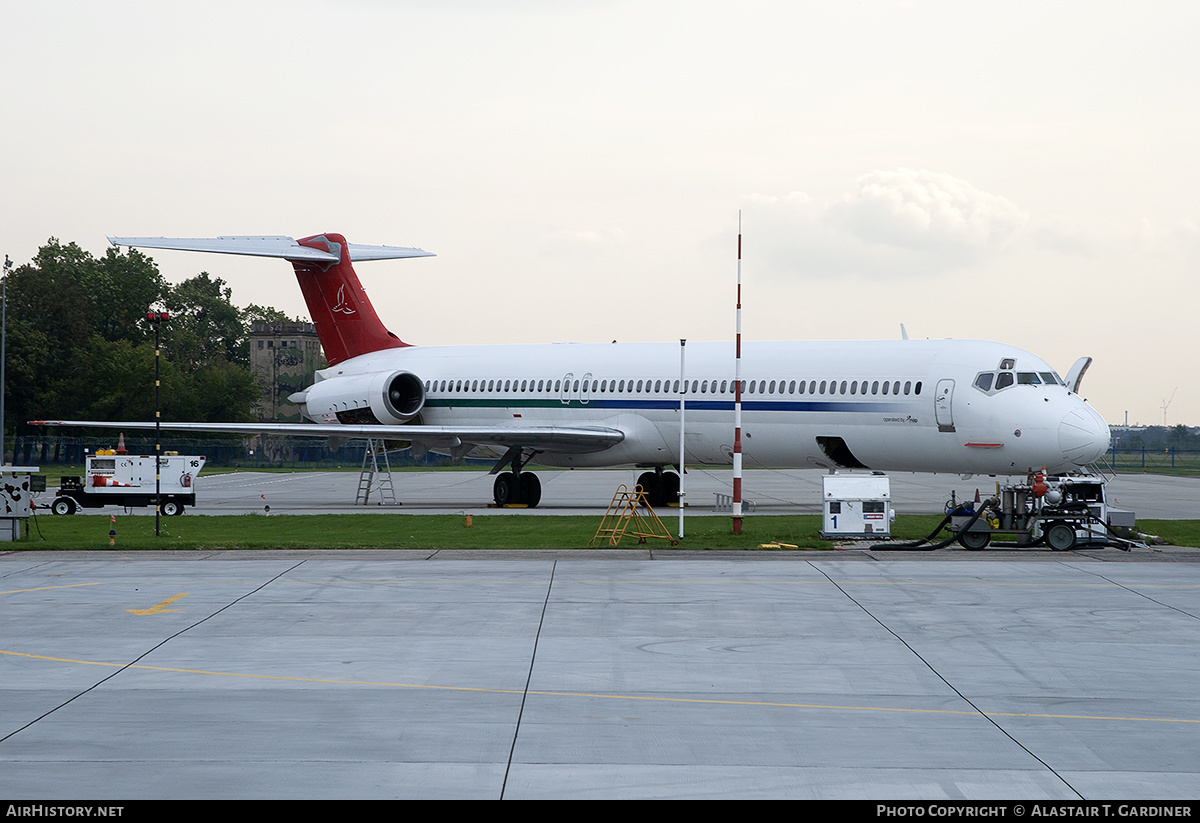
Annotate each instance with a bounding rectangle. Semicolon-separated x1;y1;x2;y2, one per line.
1162;387;1177;427
732;212;744;535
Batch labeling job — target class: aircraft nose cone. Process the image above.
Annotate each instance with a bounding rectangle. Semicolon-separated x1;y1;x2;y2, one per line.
1059;405;1109;465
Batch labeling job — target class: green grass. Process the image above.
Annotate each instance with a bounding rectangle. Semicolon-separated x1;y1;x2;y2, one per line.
11;512;1198;552
15;513;853;551
1134;520;1200;548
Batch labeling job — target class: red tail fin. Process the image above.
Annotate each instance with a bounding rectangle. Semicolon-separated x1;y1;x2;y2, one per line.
291;233;410;366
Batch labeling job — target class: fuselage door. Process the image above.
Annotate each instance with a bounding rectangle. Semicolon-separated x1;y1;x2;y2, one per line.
935;378;955;432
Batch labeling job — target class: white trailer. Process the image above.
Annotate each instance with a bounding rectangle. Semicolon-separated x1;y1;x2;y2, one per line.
51;454;206;516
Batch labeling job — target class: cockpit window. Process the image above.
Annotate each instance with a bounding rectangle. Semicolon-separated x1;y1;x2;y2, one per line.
975;367;1066;395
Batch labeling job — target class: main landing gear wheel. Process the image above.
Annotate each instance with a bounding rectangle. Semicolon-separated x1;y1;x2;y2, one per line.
1046;522;1077;551
958;530;991;550
636;472;663;507
493;472;541;508
661;471;680;508
493;473;517;506
52;497;76;516
636;470;679;508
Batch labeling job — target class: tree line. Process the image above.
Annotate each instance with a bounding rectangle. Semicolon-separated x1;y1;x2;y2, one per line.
1112;425;1200;451
5;238;294;437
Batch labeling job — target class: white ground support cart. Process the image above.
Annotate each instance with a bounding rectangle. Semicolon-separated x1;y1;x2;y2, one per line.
51;453;206;516
820;473;894;538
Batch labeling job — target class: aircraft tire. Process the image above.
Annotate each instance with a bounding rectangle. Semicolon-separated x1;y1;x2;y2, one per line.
661;472;680;507
519;473;541;508
493;473;518;506
1046;522;1077;551
636;472;663;507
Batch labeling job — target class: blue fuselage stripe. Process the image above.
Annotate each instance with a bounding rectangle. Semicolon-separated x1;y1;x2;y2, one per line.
426;398;909;414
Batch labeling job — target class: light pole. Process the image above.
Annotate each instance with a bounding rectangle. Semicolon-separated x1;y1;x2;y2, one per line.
1;254;12;464
678;339;686;540
146;310;169;536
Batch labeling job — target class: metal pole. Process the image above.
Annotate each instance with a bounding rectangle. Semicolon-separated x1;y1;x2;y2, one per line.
732;213;744;535
147;311;169;536
1;255;11;465
678;338;686;540
154;314;161;536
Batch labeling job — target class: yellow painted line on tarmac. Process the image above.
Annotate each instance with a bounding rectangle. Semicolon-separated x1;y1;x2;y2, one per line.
1;582;110;595
125;592;188;615
2;647;1196;727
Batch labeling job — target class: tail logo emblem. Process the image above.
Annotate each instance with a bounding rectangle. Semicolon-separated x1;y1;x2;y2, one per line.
332;284;356;315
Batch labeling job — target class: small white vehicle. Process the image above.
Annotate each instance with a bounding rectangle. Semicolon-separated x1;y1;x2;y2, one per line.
51;453;206;516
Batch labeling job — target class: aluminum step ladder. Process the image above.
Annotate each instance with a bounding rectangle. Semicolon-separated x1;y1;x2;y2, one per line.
356;439;398;506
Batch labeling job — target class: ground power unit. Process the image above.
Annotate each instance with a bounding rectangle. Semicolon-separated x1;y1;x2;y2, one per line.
820;473;894;539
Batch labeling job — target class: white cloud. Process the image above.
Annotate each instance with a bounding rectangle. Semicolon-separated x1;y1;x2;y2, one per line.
1031;216;1098;256
825;169;1027;254
746;170;1030;280
1135;217;1199;258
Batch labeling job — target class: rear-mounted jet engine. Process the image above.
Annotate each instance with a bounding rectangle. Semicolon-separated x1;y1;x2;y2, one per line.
294;370;425;425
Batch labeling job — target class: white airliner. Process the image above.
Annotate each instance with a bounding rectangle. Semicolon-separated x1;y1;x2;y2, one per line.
34;232;1111;508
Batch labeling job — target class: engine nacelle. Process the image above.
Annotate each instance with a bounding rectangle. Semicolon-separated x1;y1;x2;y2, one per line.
297;370;425;425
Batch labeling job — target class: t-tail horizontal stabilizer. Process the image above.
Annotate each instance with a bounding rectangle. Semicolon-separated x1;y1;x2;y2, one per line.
109;233;435;366
107;236;435;263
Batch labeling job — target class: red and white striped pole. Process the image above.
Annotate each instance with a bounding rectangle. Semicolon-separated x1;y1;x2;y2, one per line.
732;212;744;535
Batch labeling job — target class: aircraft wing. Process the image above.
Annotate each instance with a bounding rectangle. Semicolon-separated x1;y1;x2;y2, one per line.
108;236;435;263
31;420;623;455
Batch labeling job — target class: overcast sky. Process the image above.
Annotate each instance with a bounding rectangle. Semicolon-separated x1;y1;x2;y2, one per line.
5;1;1197;426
